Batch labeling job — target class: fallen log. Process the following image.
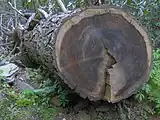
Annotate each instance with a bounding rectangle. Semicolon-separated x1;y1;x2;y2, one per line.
15;6;152;103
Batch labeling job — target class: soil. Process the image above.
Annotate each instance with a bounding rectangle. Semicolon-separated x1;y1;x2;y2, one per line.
57;94;157;120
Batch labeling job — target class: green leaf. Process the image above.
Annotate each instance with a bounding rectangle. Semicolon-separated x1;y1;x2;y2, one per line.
155;22;160;27
154;30;160;36
143;10;149;15
23;90;34;95
127;0;132;5
33;86;56;94
135;92;145;101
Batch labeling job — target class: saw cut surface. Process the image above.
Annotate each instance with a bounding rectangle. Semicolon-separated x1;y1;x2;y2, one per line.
55;7;152;102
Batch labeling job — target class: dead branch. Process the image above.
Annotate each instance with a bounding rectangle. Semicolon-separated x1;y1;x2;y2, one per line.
0;41;14;46
99;0;102;5
56;0;67;12
48;0;53;15
1;26;12;36
13;0;18;27
24;13;36;29
8;2;24;17
0;14;3;36
38;8;49;19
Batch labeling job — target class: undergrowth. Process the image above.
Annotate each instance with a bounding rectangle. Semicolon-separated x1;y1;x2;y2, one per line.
0;84;61;120
0;68;68;120
26;68;69;107
135;49;160;114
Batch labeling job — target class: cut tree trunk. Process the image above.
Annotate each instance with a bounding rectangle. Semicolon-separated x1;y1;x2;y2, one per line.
16;6;153;103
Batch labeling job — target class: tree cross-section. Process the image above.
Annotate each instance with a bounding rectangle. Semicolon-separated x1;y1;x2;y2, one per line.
17;6;152;103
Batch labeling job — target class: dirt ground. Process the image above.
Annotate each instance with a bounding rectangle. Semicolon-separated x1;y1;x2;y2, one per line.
56;94;158;120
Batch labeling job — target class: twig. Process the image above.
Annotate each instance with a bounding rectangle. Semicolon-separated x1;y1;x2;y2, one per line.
7;18;12;29
8;42;18;57
121;0;128;7
0;14;3;36
99;0;102;5
32;0;37;12
38;8;49;19
11;18;15;30
1;25;11;33
5;36;9;43
1;42;18;64
8;2;24;17
0;41;14;46
24;13;36;29
48;0;53;15
13;0;18;27
56;0;67;12
1;26;12;36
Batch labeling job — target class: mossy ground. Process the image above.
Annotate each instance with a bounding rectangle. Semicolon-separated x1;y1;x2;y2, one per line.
0;98;63;120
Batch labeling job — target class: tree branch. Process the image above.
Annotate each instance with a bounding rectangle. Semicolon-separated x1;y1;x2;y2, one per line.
48;0;53;15
24;13;36;29
38;8;49;19
0;41;14;46
8;2;24;17
56;0;67;12
13;0;18;27
99;0;102;5
0;14;3;36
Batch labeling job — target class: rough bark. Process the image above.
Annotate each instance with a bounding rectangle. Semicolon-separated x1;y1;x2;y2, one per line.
16;6;152;103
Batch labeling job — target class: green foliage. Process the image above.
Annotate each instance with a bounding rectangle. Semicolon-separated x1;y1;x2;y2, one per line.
27;68;69;107
0;83;62;120
71;0;88;8
0;69;4;80
22;0;48;10
107;0;160;47
21;0;88;12
0;98;60;120
135;49;160;114
0;68;67;119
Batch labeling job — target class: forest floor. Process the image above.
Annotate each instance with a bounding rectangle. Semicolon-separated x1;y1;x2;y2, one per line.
62;96;158;120
0;65;159;120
